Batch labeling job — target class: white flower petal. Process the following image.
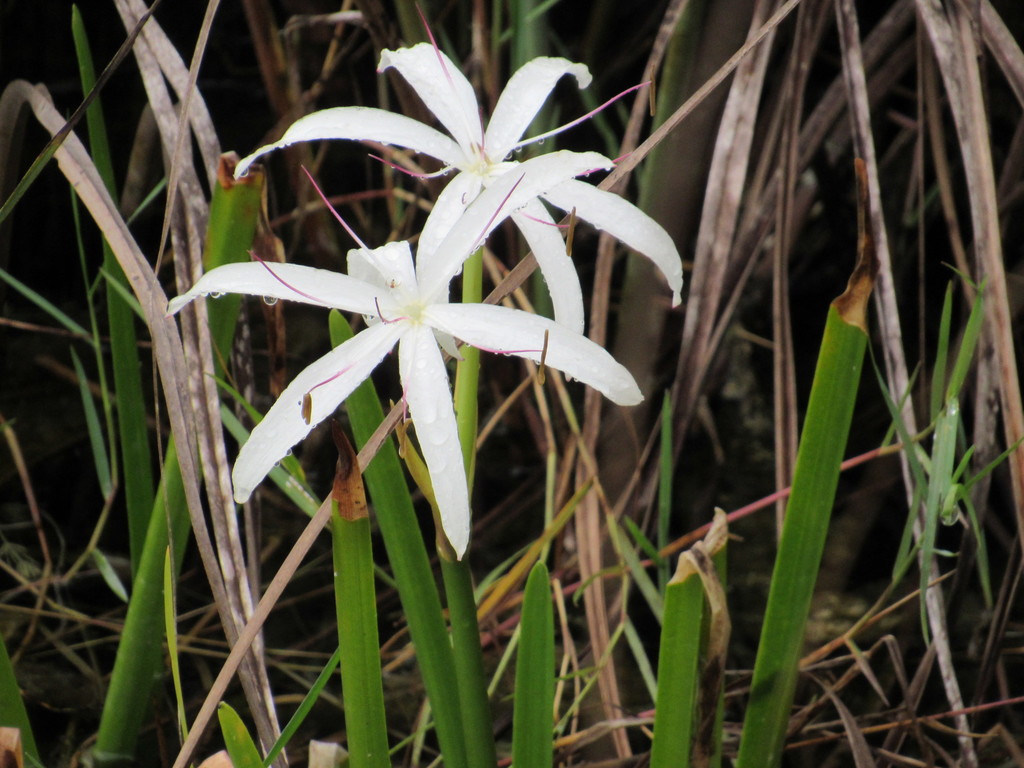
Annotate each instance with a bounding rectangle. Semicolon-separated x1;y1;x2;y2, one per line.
512;202;585;334
379;44;483;157
398;325;470;558
346;249;384;289
234;107;466;177
542;180;683;305
419;151;614;300
354;241;418;293
485;58;592;160
232;321;406;502
166;262;383;317
416;171;481;266
426;303;642;405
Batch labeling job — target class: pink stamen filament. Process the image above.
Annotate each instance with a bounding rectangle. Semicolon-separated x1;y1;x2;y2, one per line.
249;251;325;304
512;81;650;152
304;363;356;407
518;211;569;228
368;153;451;180
375;297;409;324
301;166;373;253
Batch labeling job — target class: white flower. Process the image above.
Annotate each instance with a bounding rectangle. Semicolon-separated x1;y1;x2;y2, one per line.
168;156;642;559
235;42;683;334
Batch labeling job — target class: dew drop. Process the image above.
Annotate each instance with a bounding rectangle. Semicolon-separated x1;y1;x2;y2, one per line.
263;295;279;306
210;291;225;299
537;138;546;145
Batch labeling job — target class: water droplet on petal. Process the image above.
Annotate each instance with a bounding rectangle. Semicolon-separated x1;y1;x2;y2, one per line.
263;295;279;306
210;292;225;299
537;138;546;145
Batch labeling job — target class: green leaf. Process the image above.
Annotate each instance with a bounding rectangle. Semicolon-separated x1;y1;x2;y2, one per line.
0;630;38;760
218;702;265;768
91;548;129;602
70;347;112;499
511;562;555;768
736;288;873;765
650;566;703;768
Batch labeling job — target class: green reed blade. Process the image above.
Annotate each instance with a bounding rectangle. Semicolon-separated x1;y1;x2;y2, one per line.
735;162;877;768
511;562;555;768
218;702;264;768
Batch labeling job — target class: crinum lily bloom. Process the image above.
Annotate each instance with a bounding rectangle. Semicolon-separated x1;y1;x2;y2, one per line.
235;42;683;334
168;153;642;559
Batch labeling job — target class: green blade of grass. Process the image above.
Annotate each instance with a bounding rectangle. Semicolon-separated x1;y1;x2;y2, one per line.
329;311;468;768
735;161;878;768
263;647;342;767
0;264;89;337
0;630;38;761
330;425;390;768
650;564;703;768
511;562;555;768
218;702;265;768
73;4;155;570
93;441;193;767
165;546;188;743
70;346;113;499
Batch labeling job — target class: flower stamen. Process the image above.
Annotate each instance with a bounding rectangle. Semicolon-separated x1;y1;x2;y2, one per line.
250;252;323;303
512;81;650;153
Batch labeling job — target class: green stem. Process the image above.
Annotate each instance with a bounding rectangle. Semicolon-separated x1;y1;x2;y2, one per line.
454;248;482;486
439;556;497;768
443;246;497;768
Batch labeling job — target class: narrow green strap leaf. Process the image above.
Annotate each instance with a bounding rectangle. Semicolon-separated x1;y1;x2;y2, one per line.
511;562;555;768
0;630;38;760
218;702;265;768
91;548;129;602
736;161;878;768
165;546;188;742
263;648;342;767
650;570;703;768
94;443;192;767
0;264;89;337
70;347;112;498
73;3;155;571
331;426;390;768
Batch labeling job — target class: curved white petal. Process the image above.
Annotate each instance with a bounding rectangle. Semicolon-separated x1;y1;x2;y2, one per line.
512;202;585;334
485;58;592;160
398;325;470;558
416;171;482;266
419;151;613;300
379;44;483;157
425;304;642;405
167;262;383;317
232;321;406;502
355;240;419;293
235;107;466;177
542;180;683;305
